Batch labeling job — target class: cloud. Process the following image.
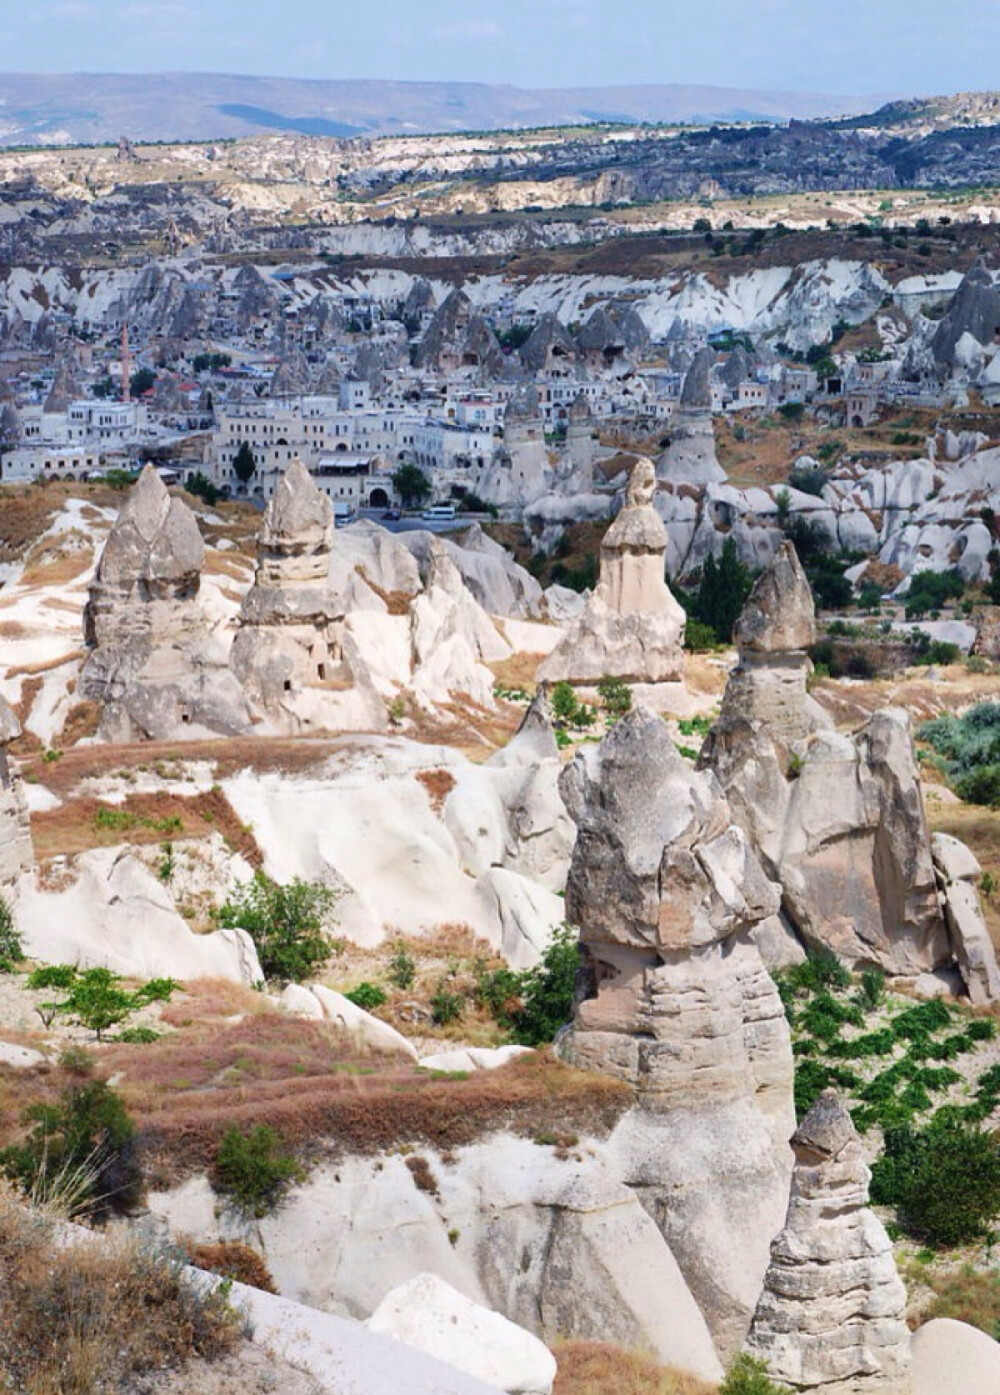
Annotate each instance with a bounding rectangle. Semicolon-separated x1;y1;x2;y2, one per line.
431;19;503;42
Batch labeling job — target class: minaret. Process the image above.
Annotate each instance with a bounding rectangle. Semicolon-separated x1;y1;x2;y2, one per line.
121;324;131;404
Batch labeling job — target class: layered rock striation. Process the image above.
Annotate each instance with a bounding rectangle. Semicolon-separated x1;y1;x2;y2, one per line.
538;458;686;683
558;705;795;1356
746;1091;912;1394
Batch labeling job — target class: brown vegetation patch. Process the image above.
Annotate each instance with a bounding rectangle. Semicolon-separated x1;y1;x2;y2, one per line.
0;1016;631;1190
0;487;60;563
184;1240;277;1294
0;1189;239;1394
354;564;414;615
490;650;545;692
19;546;93;589
552;1341;717;1395
57;699;102;747
29;787;263;867
415;767;456;813
0;620;27;639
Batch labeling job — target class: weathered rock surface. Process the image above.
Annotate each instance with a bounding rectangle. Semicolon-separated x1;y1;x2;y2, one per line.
557;705;794;1356
230;460;384;732
367;1272;556;1395
930;833;1000;1005
656;349;726;485
80;465;251;741
0;697;33;887
539;459;686;683
16;846;262;983
746;1091;912;1394
702;544;999;998
149;1133;724;1384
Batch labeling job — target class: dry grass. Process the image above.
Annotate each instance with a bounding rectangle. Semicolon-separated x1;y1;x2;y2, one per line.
490;650;545;692
414;767;456;813
0;1188;240;1394
29;787;263;867
0;1006;630;1192
553;1342;718;1395
184;1240;277;1294
57;700;102;747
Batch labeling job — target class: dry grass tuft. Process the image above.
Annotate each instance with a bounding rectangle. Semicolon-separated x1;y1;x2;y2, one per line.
30;786;263;868
0;1188;240;1393
0;1010;630;1193
58;700;102;747
553;1341;718;1395
910;1263;1000;1337
185;1239;277;1294
415;767;456;813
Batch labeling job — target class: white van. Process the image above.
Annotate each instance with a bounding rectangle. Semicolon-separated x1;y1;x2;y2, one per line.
333;502;355;528
422;504;456;521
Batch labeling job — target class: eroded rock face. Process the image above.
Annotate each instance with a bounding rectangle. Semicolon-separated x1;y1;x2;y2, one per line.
0;697;33;888
80;465;251;741
746;1092;912;1394
538;459;686;683
558;705;794;1357
701;542;999;999
656;348;726;485
230;460;383;731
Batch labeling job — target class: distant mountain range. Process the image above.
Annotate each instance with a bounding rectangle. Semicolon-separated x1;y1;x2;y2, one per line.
0;72;891;146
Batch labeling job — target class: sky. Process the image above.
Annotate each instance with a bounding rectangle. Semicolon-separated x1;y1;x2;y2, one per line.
0;0;993;97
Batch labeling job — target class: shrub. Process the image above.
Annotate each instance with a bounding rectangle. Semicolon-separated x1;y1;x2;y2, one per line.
0;898;22;973
0;1198;239;1393
1;1079;141;1219
857;967;886;1011
186;1239;277;1293
27;964;77;990
719;1353;784;1394
430;983;464;1026
32;967;177;1041
597;675;632;721
871;1115;1000;1247
684;617;719;651
216;873;337;982
510;923;580;1047
904;569;965;619
214;1124;302;1218
345;981;387;1011
388;943;416;990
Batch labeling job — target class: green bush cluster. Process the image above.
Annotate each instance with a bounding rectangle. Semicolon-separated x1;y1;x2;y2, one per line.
0;897;24;973
28;966;176;1041
345;982;387;1011
919;702;1000;807
476;923;581;1046
215;873;337;982
214;1124;303;1218
1;1077;141;1219
871;1113;1000;1247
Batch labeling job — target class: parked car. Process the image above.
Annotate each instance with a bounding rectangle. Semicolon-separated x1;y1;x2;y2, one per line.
380;507;402;521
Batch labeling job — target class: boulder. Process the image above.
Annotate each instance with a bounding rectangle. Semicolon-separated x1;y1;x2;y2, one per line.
912;1318;1000;1395
366;1272;556;1395
309;984;419;1060
930;833;1000;1005
746;1092;911;1393
538;459;686;684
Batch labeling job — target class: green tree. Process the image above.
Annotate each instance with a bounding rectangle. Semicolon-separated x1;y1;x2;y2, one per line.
215;874;337;982
130;368;156;396
392;463;431;509
597;675;632;721
693;539;753;644
871;1114;1000;1247
509;924;581;1046
1;1079;141;1219
232;441;257;485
